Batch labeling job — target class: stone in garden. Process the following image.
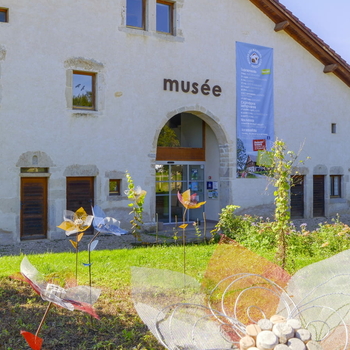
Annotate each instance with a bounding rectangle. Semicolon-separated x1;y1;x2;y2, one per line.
287;337;307;350
286;318;302;331
272;322;294;343
246;324;262;338
240;335;255;350
270;315;286;324
306;340;323;350
274;345;290;350
295;329;311;342
258;318;273;331
256;330;279;349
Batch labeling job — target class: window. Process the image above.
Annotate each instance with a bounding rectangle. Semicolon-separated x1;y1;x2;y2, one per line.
126;0;145;29
0;8;8;23
156;1;173;34
109;179;121;195
331;123;337;134
21;167;49;173
72;71;96;110
330;175;341;197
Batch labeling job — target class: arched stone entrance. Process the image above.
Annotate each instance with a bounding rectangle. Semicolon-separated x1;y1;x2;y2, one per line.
152;107;232;223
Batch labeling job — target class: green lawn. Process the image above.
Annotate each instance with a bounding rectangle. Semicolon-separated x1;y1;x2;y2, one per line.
0;245;216;350
0;242;334;349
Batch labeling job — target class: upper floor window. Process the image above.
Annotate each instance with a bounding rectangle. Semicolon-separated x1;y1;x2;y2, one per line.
0;8;8;22
126;0;145;29
73;71;96;110
330;175;341;198
109;179;121;196
156;1;173;34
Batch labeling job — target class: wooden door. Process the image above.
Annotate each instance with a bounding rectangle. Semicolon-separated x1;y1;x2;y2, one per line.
313;175;325;217
66;177;94;234
21;177;47;240
291;175;304;219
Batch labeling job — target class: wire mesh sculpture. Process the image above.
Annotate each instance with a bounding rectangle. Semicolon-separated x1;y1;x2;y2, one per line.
132;237;350;350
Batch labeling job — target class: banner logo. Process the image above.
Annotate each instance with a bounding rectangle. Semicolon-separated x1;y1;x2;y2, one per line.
247;49;262;68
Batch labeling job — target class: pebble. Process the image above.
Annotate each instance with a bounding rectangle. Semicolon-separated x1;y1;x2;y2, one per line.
270;315;286;324
287;337;306;350
246;324;262;338
295;329;311;342
274;345;290;350
256;330;279;350
272;322;294;342
258;319;273;331
286;318;302;331
240;335;255;350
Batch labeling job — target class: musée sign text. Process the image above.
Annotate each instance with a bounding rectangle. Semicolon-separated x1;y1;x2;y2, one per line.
163;79;222;97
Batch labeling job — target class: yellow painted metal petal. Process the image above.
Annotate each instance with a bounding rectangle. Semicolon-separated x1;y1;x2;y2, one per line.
57;221;75;231
179;224;188;229
182;190;191;203
70;240;78;250
75;207;88;219
189;201;206;209
77;232;84;242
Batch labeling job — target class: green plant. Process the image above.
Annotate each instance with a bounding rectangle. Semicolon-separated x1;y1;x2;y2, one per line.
125;171;147;241
210;205;241;240
265;139;306;268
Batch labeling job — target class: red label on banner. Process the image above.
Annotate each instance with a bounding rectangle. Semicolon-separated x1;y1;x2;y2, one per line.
253;139;266;151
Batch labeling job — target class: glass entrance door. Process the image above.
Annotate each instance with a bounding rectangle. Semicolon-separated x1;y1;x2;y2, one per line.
156;163;205;223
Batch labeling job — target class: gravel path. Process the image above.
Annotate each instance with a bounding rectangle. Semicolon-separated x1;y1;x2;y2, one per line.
1;215;350;257
0;225;214;257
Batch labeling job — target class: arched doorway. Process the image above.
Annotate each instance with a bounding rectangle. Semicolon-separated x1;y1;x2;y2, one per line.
155;111;223;224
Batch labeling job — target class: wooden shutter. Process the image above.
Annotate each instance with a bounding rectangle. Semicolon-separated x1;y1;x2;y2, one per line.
21;177;47;239
291;175;304;219
66;177;94;234
313;175;325;217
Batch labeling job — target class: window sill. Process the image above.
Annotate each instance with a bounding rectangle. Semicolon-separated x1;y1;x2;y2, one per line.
119;26;184;42
330;197;346;203
107;195;126;202
20;173;51;178
71;110;101;118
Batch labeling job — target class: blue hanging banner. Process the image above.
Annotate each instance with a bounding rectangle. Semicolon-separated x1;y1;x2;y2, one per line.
236;42;274;178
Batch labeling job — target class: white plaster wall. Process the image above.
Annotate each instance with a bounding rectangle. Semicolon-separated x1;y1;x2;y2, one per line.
1;0;350;241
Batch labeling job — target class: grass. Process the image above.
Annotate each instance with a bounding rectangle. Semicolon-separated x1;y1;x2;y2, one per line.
0;237;343;349
0;245;216;350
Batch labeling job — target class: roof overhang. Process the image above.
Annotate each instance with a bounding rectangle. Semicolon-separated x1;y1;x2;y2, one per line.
250;0;350;87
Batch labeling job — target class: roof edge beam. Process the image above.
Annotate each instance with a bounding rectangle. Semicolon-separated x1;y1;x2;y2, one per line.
324;63;338;73
274;20;289;32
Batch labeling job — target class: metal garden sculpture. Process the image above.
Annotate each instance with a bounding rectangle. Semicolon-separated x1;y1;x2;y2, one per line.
85;205;128;286
19;256;100;350
57;207;93;281
177;189;206;275
132;237;350;350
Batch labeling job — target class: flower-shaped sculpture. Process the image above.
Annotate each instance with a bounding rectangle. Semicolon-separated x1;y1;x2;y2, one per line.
177;189;206;275
177;189;206;210
19;256;100;350
92;205;128;236
132;238;350;350
83;205;128;287
57;207;93;236
57;207;93;281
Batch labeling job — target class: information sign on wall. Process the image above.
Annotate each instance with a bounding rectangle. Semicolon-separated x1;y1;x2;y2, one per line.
236;42;274;178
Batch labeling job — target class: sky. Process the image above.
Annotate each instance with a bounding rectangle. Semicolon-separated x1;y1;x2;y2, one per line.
279;0;350;64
